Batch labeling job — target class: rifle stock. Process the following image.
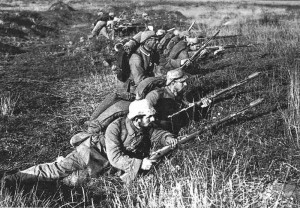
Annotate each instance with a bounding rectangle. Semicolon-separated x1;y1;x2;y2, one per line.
180;30;220;70
168;72;262;118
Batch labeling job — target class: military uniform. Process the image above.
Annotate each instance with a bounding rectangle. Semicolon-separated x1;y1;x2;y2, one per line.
145;87;187;134
164;40;189;69
90;13;114;39
105;116;174;181
129;46;158;86
4;115;174;184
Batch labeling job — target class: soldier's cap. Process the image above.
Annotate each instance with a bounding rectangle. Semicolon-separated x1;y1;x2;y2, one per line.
109;12;115;16
142;12;148;17
173;29;180;36
127;99;156;119
140;31;158;43
179;31;190;38
166;68;188;86
156;29;166;37
187;37;200;45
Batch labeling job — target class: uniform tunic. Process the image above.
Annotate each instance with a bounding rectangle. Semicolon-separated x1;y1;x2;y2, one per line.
129;46;158;85
145;87;186;134
4;117;173;184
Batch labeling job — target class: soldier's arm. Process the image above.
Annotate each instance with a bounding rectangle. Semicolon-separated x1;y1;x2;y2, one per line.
144;90;161;107
105;120;142;173
91;21;107;35
167;49;190;68
150;128;176;147
129;54;147;85
165;58;181;69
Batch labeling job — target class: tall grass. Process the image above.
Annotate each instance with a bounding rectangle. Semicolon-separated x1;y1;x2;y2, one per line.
285;63;300;145
1;3;300;208
0;92;19;116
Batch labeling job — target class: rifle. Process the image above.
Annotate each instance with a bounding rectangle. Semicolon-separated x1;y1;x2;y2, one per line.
205;43;258;51
180;30;220;70
168;72;261;118
187;21;195;32
150;98;264;160
198;34;242;41
120;98;264;181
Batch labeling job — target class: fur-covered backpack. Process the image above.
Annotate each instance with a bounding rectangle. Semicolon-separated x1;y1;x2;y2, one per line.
135;77;166;99
115;32;143;82
70;93;133;147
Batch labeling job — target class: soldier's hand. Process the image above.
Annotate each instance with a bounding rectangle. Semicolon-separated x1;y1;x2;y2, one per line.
199;49;209;57
166;136;178;149
200;97;212;108
180;59;191;66
214;46;225;56
141;158;156;170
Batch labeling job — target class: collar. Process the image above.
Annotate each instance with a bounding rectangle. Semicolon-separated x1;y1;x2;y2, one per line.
125;117;143;136
164;86;176;99
139;46;151;57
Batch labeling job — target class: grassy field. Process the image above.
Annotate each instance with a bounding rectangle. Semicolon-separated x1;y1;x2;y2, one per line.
0;0;300;207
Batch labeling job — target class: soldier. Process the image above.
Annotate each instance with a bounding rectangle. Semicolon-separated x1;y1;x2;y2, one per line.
164;32;198;70
128;30;160;87
144;68;211;134
88;11;115;40
3;99;177;185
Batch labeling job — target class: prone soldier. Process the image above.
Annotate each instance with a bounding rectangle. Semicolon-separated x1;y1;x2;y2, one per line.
142;68;211;134
88;11;115;40
3;99;177;185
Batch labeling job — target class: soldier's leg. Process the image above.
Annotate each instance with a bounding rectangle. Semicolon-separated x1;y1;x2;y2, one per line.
90;21;105;38
4;149;86;183
100;26;110;39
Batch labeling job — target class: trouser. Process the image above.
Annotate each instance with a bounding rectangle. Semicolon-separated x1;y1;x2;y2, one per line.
91;21;109;39
4;138;110;184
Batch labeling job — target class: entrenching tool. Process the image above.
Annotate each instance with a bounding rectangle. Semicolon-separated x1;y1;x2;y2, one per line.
168;72;262;118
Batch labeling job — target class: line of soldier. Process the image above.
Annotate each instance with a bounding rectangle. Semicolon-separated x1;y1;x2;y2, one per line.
88;11;150;40
3;18;215;187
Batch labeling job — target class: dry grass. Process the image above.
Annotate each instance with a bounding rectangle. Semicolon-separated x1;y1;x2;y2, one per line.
1;1;300;207
0;92;19;116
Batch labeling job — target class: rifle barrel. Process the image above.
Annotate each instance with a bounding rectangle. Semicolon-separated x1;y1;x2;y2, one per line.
151;98;264;160
187;21;195;32
168;72;261;118
207;72;261;100
121;98;264;181
199;34;242;40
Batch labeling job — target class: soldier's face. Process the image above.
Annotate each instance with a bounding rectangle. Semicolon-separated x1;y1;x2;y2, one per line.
140;114;155;127
174;80;187;93
146;38;158;51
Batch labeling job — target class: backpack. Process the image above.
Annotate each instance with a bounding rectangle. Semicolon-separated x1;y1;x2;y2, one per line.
168;40;188;59
135;77;166;99
116;49;143;83
164;36;181;56
157;33;174;52
70;93;133;147
116;49;132;82
115;32;144;82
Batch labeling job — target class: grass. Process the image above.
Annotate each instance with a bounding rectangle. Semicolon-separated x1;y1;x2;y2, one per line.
0;1;300;207
0;92;19;116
